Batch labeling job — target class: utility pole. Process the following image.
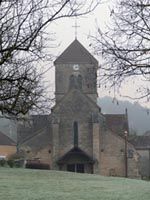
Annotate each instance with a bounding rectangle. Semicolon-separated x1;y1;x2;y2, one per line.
148;148;150;180
124;130;128;178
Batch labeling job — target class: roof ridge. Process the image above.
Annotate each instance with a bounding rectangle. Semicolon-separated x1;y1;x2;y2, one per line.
51;88;101;112
54;39;98;65
0;131;16;145
20;127;46;145
104;114;126;116
105;129;135;148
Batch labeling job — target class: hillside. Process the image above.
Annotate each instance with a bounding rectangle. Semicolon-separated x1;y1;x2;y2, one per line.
0;168;150;200
0;96;150;138
98;96;150;135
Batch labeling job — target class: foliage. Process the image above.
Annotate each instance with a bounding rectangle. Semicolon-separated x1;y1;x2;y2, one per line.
7;160;15;168
25;162;50;170
7;152;25;168
0;0;101;117
0;159;6;167
0;168;150;200
92;0;150;101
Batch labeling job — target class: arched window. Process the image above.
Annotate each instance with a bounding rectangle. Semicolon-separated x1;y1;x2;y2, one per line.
69;75;75;89
69;74;82;90
77;75;82;89
73;121;78;147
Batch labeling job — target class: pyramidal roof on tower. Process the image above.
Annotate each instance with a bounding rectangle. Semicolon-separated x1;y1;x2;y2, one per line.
54;39;98;65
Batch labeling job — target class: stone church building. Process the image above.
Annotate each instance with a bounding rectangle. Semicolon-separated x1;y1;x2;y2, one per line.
18;39;140;177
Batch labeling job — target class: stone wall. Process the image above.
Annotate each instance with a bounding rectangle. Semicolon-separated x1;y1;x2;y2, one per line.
79;122;93;156
100;130;139;177
35;146;52;166
51;120;94;169
55;64;97;103
21;145;52;167
137;149;150;178
51;87;102;170
92;123;100;174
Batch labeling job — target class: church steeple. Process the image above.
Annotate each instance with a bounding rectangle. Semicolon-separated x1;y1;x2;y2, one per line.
54;39;98;65
54;40;98;103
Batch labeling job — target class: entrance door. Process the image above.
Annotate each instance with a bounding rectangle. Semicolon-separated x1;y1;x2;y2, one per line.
67;164;84;173
77;164;84;173
67;164;75;172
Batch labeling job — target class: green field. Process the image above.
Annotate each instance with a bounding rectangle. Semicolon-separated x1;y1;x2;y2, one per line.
0;168;150;200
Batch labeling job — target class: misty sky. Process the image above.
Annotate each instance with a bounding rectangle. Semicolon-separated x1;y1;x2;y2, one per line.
44;1;150;109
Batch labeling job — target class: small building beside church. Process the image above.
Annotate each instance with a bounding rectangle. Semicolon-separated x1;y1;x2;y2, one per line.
130;135;150;179
0;131;16;159
18;39;140;178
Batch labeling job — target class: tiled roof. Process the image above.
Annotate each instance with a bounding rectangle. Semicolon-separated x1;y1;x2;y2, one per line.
104;114;129;136
129;136;150;149
21;128;51;151
54;39;98;65
0;131;16;146
52;88;101;113
18;115;52;147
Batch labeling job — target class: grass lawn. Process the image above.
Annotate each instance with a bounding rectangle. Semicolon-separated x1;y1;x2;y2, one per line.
0;168;150;200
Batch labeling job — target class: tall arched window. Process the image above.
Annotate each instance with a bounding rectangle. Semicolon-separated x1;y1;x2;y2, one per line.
73;121;78;147
69;75;75;89
77;75;82;89
69;74;82;90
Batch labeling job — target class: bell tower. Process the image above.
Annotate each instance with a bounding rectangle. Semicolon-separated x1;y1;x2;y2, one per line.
54;39;98;103
52;39;101;174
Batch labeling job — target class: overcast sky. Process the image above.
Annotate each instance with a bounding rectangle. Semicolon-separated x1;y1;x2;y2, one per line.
45;1;150;109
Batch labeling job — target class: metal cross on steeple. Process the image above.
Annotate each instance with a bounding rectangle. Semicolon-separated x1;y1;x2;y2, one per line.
72;17;80;39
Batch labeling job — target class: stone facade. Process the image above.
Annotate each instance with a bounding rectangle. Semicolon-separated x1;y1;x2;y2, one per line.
129;136;150;178
55;63;97;103
100;130;139;177
50;88;103;173
137;149;150;178
21;145;52;167
18;116;52;166
49;39;140;177
19;39;140;178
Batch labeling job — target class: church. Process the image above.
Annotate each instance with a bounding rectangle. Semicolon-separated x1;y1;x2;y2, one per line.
18;39;140;177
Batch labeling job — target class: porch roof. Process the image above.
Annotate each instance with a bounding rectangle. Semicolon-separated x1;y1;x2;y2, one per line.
57;147;95;164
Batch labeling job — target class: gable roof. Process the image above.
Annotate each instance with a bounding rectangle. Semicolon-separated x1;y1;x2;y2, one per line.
0;131;16;146
52;88;101;115
54;39;98;65
21;128;51;151
129;136;150;150
57;147;95;164
18;115;52;147
104;114;129;136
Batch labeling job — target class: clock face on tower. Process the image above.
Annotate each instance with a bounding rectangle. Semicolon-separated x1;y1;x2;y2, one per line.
73;64;79;71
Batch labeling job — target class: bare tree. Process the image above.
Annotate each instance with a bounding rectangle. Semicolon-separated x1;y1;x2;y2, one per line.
0;0;101;117
92;0;150;101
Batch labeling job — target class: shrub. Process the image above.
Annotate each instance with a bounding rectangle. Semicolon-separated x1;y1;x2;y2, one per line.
7;160;15;168
7;152;25;168
0;159;6;167
26;162;50;170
